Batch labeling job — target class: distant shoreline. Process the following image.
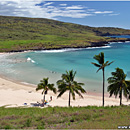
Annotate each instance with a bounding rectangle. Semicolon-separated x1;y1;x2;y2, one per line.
1;38;130;53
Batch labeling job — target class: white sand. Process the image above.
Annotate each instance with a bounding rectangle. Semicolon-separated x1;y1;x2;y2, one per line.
0;76;130;108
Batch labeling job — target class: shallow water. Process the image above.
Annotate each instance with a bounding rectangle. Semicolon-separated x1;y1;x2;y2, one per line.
1;35;130;93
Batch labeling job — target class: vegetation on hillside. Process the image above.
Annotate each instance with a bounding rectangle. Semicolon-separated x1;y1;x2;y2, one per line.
0;16;130;52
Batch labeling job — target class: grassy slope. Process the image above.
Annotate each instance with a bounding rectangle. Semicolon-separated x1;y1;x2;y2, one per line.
0;106;130;129
0;16;130;52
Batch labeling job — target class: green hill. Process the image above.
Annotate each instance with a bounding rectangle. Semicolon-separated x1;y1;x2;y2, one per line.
0;15;130;52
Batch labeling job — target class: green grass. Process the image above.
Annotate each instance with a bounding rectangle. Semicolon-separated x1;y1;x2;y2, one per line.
0;106;130;129
0;15;130;52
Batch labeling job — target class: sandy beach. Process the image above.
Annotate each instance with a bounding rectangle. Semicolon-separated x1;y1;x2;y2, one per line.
0;76;130;108
0;52;130;108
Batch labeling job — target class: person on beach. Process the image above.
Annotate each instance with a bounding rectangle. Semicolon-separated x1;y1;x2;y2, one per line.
50;96;52;102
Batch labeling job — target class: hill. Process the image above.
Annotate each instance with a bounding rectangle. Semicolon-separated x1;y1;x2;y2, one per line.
0;15;130;52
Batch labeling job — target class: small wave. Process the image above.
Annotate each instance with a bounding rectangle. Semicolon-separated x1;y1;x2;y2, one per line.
27;57;31;61
31;60;35;63
27;57;36;63
35;46;111;53
87;45;111;49
109;41;130;44
109;41;124;44
109;42;116;44
117;42;124;43
21;82;36;86
35;48;82;53
125;41;130;43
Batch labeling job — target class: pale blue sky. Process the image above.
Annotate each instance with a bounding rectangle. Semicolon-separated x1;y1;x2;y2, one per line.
0;1;130;29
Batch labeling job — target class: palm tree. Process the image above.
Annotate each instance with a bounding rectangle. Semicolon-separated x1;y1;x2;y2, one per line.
107;68;130;105
91;52;113;106
57;70;86;107
36;78;56;106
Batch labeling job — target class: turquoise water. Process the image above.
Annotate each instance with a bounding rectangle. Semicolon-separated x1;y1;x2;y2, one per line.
1;35;130;92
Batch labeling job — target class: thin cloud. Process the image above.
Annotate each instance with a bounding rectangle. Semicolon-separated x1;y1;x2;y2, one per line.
0;0;91;19
87;9;95;11
44;2;54;6
0;0;118;19
109;13;120;16
65;5;84;10
59;4;67;6
94;11;113;14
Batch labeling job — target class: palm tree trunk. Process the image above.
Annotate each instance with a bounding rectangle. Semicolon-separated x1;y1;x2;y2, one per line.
43;94;45;107
120;88;122;106
103;68;105;107
69;91;71;107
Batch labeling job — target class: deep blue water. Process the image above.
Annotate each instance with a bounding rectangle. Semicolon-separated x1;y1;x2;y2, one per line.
107;35;130;38
1;35;130;92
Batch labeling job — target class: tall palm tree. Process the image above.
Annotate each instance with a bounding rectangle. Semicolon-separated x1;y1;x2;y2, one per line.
57;70;86;107
36;78;56;106
91;52;113;106
107;68;130;105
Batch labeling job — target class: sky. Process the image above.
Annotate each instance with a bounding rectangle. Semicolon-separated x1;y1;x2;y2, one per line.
0;0;130;29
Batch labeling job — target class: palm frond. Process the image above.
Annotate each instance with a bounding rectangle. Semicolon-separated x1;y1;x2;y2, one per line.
107;61;114;66
125;80;130;88
74;88;84;98
73;81;86;93
91;62;101;67
48;84;57;94
70;87;75;100
123;87;129;98
96;67;102;73
58;84;67;91
77;82;85;86
36;77;56;95
107;67;130;103
57;88;67;98
107;77;119;84
107;83;119;97
36;83;44;91
57;80;64;85
100;52;104;64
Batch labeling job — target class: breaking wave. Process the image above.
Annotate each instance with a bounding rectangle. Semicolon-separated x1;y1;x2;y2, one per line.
35;46;111;53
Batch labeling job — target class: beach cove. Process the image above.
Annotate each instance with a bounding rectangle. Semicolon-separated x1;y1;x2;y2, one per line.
0;35;130;107
1;36;130;92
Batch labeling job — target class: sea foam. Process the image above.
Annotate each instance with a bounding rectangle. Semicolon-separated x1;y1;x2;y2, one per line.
27;57;36;63
35;48;82;53
87;45;111;49
35;46;111;53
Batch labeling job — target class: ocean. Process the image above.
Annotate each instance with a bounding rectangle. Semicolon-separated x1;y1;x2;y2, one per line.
1;35;130;93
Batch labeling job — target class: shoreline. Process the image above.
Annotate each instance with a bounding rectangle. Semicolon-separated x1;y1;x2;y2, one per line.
0;38;130;53
0;71;130;108
0;52;109;94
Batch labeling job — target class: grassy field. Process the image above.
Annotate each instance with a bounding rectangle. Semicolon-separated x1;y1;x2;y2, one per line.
0;106;130;129
0;16;130;52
